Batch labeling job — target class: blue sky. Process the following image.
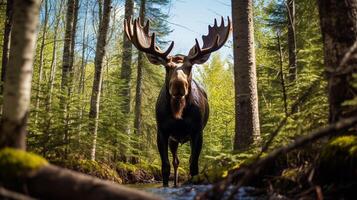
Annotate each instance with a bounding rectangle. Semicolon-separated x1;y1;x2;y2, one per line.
165;0;233;59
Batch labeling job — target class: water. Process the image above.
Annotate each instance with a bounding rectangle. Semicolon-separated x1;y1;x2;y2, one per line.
128;183;267;200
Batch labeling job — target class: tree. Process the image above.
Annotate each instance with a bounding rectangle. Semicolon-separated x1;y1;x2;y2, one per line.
34;0;49;123
61;0;79;99
46;0;64;112
0;0;41;149
133;0;146;135
120;0;134;134
89;0;111;161
1;0;13;94
232;0;261;151
60;0;79;157
317;0;357;123
287;0;297;82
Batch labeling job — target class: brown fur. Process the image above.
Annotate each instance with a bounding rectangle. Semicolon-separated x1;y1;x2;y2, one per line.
170;97;186;119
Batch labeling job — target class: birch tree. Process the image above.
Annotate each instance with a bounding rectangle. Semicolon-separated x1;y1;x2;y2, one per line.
89;0;111;160
0;0;41;149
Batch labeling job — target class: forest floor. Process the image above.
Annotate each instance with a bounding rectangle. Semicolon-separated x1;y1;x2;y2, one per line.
1;135;356;199
51;135;357;199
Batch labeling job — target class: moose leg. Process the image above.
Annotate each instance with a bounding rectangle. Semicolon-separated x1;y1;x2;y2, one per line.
190;133;202;177
169;139;179;187
157;132;170;187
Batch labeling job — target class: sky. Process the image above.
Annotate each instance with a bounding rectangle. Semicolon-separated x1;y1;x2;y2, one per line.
164;0;233;59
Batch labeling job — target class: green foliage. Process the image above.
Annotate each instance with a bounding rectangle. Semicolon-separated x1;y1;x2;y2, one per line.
198;54;235;158
54;158;122;183
0;148;48;177
256;0;328;149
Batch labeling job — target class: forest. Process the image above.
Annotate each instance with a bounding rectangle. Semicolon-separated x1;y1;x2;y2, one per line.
0;0;356;199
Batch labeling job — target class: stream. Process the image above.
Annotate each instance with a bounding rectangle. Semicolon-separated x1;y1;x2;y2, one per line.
129;183;268;200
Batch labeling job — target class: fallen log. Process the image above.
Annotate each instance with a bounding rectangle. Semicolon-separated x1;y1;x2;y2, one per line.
0;148;160;200
26;164;160;200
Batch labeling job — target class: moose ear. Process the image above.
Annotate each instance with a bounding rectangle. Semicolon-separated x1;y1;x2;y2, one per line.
146;54;166;65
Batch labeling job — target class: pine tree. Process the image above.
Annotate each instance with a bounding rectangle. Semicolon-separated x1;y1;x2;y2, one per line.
232;0;261;151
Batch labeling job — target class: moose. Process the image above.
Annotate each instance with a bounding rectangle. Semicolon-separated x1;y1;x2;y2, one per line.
124;17;231;187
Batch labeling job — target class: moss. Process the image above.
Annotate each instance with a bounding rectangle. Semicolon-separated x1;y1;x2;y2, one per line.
0;148;48;177
318;136;357;182
116;162;138;172
281;168;300;182
54;159;122;183
241;153;268;166
189;153;271;185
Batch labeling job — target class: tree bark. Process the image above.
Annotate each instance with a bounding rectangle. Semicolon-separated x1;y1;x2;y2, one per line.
61;0;79;157
89;0;111;161
287;0;297;82
317;0;357;124
232;0;261;151
0;0;41;149
277;32;288;117
34;0;49;124
120;0;134;134
61;0;78;93
1;0;13;94
133;0;147;136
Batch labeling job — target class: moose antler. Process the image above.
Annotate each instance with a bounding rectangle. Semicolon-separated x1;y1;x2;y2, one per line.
188;16;231;63
124;17;174;62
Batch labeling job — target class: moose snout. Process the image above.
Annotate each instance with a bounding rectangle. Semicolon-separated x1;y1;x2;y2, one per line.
169;80;188;98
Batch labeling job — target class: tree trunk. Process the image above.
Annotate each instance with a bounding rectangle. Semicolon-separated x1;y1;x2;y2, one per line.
89;0;111;161
317;0;357;123
78;1;89;134
61;0;78;93
0;0;41;149
120;0;134;134
34;0;49;124
133;0;147;136
61;0;79;157
277;32;288;117
232;0;260;151
79;1;89;95
1;0;13;94
46;0;63;113
287;0;297;82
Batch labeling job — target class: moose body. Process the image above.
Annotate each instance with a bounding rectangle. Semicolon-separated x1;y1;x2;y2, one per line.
124;16;231;186
156;79;209;186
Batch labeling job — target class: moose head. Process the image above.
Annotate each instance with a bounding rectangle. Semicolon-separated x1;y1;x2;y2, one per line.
124;17;231;119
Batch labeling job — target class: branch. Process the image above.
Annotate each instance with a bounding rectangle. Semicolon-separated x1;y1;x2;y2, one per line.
0;187;36;200
195;116;357;200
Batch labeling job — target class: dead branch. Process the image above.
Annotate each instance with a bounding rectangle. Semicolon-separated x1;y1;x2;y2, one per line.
0;187;36;200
